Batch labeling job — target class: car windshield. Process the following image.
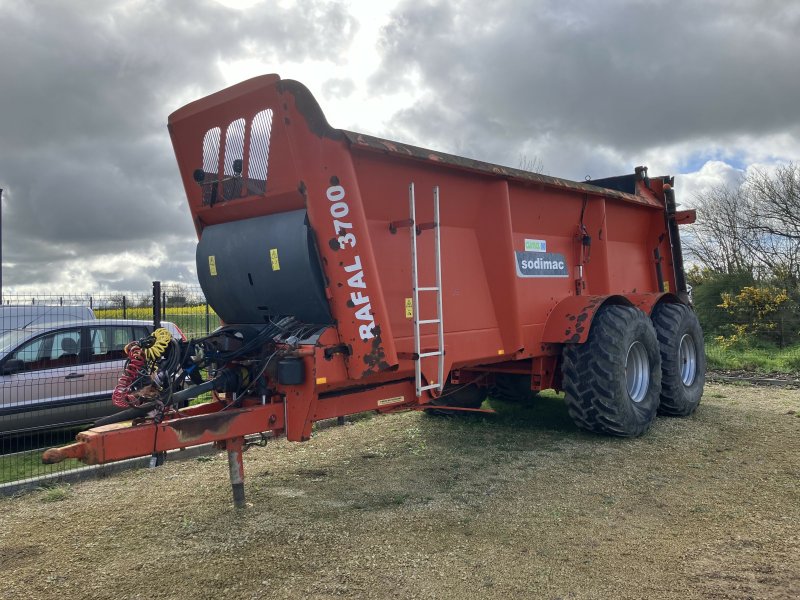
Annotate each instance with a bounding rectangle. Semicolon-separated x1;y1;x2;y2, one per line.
0;329;29;354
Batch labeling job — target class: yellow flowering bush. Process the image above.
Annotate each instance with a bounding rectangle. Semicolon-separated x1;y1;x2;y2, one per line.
715;286;792;348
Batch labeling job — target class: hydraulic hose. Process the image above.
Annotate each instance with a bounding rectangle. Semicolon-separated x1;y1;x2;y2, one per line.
94;401;159;427
145;328;172;361
170;378;217;405
112;343;147;408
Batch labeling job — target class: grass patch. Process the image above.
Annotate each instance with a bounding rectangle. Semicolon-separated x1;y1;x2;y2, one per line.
39;484;71;503
1;451;83;485
705;339;800;373
2;383;799;599
484;389;578;434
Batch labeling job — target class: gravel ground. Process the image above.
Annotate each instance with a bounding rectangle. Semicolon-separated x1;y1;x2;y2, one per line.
1;382;798;600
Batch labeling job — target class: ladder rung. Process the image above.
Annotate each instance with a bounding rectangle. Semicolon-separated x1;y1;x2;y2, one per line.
419;383;441;391
409;182;445;398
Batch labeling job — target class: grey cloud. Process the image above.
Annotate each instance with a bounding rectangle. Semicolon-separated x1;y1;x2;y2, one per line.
0;0;357;291
371;0;800;178
321;77;357;99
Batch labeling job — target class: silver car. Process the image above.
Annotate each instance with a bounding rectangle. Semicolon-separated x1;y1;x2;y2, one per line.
0;305;96;334
0;319;185;435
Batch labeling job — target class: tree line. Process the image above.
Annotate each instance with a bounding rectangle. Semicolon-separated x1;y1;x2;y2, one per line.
685;163;800;348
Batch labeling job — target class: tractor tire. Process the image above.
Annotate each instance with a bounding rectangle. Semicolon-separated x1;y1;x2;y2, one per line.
424;383;486;416
488;374;538;403
562;305;661;437
651;303;706;416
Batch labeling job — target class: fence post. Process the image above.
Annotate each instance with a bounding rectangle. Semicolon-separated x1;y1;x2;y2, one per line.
205;302;210;335
122;295;127;319
152;281;161;328
162;291;167;322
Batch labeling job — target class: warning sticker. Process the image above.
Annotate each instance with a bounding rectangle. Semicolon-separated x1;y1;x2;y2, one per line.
377;396;405;407
515;251;569;278
405;297;413;319
270;248;280;271
208;255;217;276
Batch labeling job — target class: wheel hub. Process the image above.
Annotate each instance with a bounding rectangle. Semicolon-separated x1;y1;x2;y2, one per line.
679;333;698;386
625;340;650;403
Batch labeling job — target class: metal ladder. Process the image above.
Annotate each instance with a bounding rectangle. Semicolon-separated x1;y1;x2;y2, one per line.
409;183;445;397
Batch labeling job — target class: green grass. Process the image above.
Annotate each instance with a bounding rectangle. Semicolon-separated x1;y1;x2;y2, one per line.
39;484;71;502
705;339;800;373
163;313;222;338
1;451;83;485
484;389;577;433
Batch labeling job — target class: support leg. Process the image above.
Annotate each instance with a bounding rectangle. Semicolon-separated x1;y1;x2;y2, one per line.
226;437;246;509
149;451;166;468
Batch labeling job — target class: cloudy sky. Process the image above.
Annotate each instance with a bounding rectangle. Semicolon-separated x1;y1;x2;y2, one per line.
1;0;799;295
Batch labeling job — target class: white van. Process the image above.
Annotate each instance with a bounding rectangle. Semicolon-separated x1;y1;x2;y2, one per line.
0;305;96;333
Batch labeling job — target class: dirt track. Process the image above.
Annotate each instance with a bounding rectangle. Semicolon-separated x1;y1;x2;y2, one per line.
1;383;798;599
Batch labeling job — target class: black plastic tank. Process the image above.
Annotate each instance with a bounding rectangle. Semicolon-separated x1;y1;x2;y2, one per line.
196;209;332;325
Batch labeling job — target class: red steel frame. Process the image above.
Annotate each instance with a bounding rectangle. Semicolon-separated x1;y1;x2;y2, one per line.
44;75;696;504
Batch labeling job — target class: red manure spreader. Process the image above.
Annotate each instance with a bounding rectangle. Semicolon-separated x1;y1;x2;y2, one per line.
45;75;705;506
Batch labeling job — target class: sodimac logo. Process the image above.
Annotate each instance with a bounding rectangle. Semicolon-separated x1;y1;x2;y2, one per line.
515;251;569;278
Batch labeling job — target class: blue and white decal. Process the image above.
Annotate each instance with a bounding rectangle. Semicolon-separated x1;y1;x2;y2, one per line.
515;251;569;278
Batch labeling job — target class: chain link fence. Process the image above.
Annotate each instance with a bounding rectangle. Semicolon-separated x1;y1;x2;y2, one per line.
1;282;219;486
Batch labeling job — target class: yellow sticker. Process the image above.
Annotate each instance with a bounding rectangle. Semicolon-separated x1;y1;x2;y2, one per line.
315;377;327;385
377;396;405;407
404;297;413;319
270;248;280;271
208;255;217;276
664;281;670;292
497;349;505;355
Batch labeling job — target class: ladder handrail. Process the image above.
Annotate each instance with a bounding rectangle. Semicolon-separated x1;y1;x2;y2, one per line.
433;186;445;393
409;182;445;397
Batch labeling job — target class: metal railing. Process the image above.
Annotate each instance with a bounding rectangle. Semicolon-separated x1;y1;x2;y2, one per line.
0;282;219;486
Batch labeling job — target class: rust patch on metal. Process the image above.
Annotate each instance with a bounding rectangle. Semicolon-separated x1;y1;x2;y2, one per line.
278;79;344;141
361;325;391;377
343;131;660;210
167;411;245;443
328;238;340;251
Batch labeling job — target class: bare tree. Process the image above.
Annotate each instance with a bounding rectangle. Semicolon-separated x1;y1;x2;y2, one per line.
687;163;800;283
687;184;760;275
746;163;800;241
743;163;800;283
517;153;544;174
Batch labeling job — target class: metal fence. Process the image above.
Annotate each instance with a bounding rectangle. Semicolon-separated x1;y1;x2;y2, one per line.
1;282;220;486
2;280;797;486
